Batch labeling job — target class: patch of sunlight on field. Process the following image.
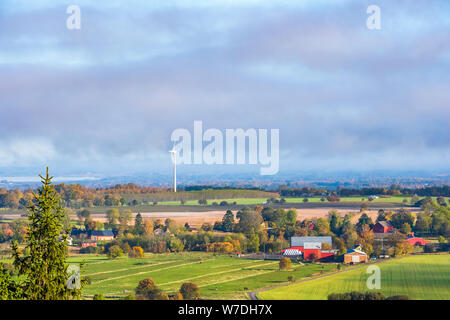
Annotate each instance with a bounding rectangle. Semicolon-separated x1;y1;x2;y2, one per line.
81;252;340;299
258;254;450;300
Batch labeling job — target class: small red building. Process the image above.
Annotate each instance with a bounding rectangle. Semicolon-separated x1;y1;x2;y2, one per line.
81;242;97;248
373;221;394;234
405;232;427;246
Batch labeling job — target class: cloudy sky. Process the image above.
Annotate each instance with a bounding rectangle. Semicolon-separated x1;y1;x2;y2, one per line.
0;0;449;178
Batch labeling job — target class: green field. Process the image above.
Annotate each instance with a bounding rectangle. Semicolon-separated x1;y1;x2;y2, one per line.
64;253;337;299
258;254;450;300
1;196;448;217
127;195;449;207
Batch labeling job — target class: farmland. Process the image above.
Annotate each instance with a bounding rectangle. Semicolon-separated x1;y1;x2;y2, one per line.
64;253;338;299
1;195;440;218
257;254;450;300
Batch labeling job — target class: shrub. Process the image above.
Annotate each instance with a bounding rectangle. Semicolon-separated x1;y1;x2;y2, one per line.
93;294;105;300
201;223;213;232
328;291;385;300
107;245;123;259
180;282;200;300
171;293;183;300
287;275;295;282
386;295;411;300
279;257;292;271
424;244;436;253
135;278;165;300
80;246;100;254
128;246;144;258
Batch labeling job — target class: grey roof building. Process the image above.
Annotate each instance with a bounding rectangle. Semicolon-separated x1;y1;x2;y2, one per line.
90;230;114;237
290;236;332;247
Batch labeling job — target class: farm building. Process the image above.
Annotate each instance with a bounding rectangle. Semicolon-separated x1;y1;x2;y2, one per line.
405;232;427;246
373;220;394;234
282;236;336;261
344;247;368;264
81;242;97;248
90;230;115;241
283;248;302;257
291;236;332;247
70;228;88;239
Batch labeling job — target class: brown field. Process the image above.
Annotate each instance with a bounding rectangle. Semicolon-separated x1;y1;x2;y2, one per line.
2;207;411;228
71;208;381;228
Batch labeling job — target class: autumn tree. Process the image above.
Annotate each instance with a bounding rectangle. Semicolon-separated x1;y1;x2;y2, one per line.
400;223;412;235
314;218;331;235
142;219;154;236
76;209;91;225
128;246;144;258
169;238;184;252
247;233;260;252
119;209;133;227
235;208;263;234
106;208;120;225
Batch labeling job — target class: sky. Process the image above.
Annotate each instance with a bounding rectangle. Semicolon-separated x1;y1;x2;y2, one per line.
0;0;449;179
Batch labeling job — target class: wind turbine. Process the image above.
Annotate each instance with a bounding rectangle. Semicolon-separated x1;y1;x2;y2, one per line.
169;149;177;192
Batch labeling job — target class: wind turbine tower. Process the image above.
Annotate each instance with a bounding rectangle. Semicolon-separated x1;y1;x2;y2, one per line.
169;149;177;192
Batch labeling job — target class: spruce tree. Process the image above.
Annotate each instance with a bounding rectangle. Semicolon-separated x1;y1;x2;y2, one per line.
134;213;144;235
11;168;84;299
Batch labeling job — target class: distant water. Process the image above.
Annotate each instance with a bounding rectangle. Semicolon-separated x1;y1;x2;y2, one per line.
0;176;99;182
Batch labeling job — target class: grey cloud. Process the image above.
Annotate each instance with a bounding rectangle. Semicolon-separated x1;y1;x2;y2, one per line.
0;0;449;173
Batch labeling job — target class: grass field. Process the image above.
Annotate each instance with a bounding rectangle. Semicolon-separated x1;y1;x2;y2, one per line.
257;254;450;300
64;253;338;299
1;196;447;217
152;196;431;206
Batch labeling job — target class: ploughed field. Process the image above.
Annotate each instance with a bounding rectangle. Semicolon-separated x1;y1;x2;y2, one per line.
257;254;450;300
68;252;337;299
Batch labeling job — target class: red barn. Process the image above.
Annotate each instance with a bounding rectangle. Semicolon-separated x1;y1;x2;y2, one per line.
281;237;336;261
373;221;394;234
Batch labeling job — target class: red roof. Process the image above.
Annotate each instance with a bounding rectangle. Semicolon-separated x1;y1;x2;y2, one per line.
405;237;427;246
